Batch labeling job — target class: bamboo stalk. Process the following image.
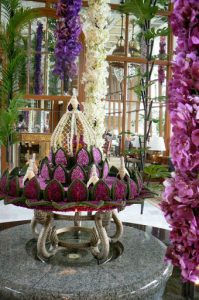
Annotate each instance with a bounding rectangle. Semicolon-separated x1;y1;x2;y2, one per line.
121;15;129;154
108;66;112;131
128;80;133;133
164;3;173;156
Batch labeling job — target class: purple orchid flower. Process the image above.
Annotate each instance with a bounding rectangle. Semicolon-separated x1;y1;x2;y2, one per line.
161;0;199;283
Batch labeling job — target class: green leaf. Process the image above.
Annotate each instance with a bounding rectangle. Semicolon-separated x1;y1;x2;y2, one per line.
152;118;159;123
144;164;170;179
0;97;27;146
119;131;135;136
119;0;159;24
144;27;169;40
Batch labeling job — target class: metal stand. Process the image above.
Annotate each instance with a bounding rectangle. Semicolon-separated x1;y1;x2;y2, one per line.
31;209;123;262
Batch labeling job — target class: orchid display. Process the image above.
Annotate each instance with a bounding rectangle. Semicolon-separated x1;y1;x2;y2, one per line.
161;0;199;283
82;0;110;149
34;22;43;95
53;0;82;82
158;36;166;85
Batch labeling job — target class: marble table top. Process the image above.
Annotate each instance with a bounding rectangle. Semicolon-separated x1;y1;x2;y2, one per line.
0;222;172;300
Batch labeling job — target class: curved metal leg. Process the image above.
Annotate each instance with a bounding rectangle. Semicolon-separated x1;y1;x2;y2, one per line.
102;211;112;233
31;209;48;238
74;211;82;227
30;209;123;262
30;215;39;238
32;210;58;261
109;210;123;243
91;212;110;260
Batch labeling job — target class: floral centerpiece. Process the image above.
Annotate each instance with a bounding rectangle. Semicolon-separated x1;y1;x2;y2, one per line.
161;0;199;283
0;91;148;213
0;92;151;261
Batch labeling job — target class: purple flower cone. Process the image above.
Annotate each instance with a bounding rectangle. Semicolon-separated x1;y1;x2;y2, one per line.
161;0;199;283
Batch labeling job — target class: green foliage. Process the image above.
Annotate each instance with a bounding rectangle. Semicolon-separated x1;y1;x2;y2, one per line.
156;0;169;8
125;148;145;155
0;0;38;106
144;27;169;40
0;52;26;99
144;164;170;179
118;0;169;163
0;97;27;146
48;18;57;53
132;79;157;99
0;0;38;157
148;95;167;102
47;19;59;95
152;118;159;123
119;131;135;136
119;0;158;25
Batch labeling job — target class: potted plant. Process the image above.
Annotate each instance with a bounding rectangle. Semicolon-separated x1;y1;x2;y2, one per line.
119;0;169;165
143;163;170;186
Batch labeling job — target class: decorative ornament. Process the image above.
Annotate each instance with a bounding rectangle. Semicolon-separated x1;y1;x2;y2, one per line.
87;164;99;188
82;0;111;149
51;89;96;154
53;0;82;83
117;156;129;180
161;0;199;283
22;153;38;186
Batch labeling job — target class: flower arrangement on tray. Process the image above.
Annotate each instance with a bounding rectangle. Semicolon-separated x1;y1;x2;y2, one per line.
0;91;151;213
161;0;199;283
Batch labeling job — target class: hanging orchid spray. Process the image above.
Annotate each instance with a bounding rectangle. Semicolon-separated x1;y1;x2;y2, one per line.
53;0;82;84
158;36;166;85
34;22;43;95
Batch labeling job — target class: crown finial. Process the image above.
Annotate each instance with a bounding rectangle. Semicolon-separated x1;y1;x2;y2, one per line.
67;89;79;111
72;88;78;97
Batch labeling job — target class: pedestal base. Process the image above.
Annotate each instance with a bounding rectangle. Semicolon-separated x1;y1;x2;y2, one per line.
31;210;123;261
0;223;172;300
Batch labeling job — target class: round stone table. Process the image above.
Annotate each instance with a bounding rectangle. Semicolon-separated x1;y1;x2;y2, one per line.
0;222;172;300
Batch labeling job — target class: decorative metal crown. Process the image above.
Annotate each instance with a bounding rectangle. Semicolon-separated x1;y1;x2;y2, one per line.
51;89;96;156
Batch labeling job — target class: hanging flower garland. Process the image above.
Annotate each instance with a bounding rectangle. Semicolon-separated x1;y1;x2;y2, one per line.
53;0;82;80
34;22;43;95
161;0;199;283
82;0;110;148
158;36;166;85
